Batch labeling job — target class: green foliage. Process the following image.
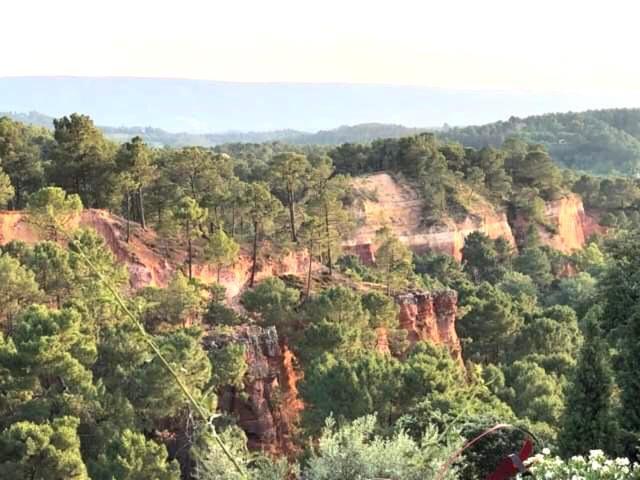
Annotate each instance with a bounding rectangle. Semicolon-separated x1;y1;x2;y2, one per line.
269;152;310;242
0;305;97;425
301;351;403;432
91;429;179;480
0;166;14;207
208;343;248;391
461;232;507;284
514;306;581;370
413;251;468;289
0;253;43;330
458;282;522;364
361;291;399;329
443;109;640;175
558;312;617;457
618;305;640;447
139;272;206;329
546;272;597;317
205;226;239;281
241;277;300;331
204;301;242;326
299;286;373;362
499;360;565;431
26;186;83;240
25;241;74;307
513;247;553;288
0;416;88;479
174;195;207;278
49;114;116;208
0;116;46;208
374;227;413;294
132;328;212;425
304;415;461;480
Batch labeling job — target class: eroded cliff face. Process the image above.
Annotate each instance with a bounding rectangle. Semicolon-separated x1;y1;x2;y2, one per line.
513;193;604;253
346;172;516;262
346;173;601;262
205;326;302;454
0;209;308;300
396;290;462;364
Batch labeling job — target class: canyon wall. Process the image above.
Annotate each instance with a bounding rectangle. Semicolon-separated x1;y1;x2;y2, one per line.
211;290;462;453
0;209;308;301
205;326;302;454
513;193;604;252
396;290;462;364
346;172;600;263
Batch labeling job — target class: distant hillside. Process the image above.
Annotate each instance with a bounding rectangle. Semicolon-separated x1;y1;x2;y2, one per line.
1;111;427;147
6;106;640;175
441;109;640;175
2;76;633;133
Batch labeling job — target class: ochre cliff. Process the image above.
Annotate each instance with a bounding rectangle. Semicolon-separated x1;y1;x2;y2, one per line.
513;193;604;253
205;326;302;454
346;173;601;262
346;172;516;262
396;290;462;364
0;209;308;301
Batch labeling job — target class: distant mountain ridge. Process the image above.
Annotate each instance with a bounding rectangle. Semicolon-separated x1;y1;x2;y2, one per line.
1;111;428;146
2;76;635;133
6;106;640;174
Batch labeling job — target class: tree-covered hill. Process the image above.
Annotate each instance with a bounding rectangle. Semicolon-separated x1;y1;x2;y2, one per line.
442;108;640;175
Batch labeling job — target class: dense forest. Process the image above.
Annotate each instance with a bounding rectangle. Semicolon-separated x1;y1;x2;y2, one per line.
8;108;640;177
2;113;640;479
442;108;640;175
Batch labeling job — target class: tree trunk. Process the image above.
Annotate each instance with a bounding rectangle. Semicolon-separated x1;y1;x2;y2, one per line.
14;184;21;210
138;186;146;229
250;221;259;287
217;264;221;283
125;192;131;243
288;185;297;242
187;220;193;279
231;205;236;237
306;240;313;298
324;202;333;276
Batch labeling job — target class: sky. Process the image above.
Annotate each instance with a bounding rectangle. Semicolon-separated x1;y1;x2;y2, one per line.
3;0;640;98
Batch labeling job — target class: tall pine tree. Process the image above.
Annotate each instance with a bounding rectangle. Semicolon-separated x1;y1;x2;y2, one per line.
558;309;616;456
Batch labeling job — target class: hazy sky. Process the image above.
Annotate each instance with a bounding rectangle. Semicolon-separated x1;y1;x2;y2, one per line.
3;0;640;96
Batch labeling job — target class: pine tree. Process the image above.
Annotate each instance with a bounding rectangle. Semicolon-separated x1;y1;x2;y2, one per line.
26;186;83;241
0;167;14;207
619;306;640;443
558;310;616;456
174;196;207;279
204;226;239;282
374;227;413;295
0;416;89;479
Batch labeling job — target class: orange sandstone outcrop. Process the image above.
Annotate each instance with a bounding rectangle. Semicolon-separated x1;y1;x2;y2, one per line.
396;290;462;364
513;194;604;253
346;173;602;262
346;172;515;262
0;209;308;300
206;326;302;454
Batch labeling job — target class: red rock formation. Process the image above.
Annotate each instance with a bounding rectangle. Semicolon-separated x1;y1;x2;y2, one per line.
346;172;516;263
0;209;308;301
375;327;391;355
346;173;603;263
206;326;302;455
513;194;604;253
396;290;462;363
